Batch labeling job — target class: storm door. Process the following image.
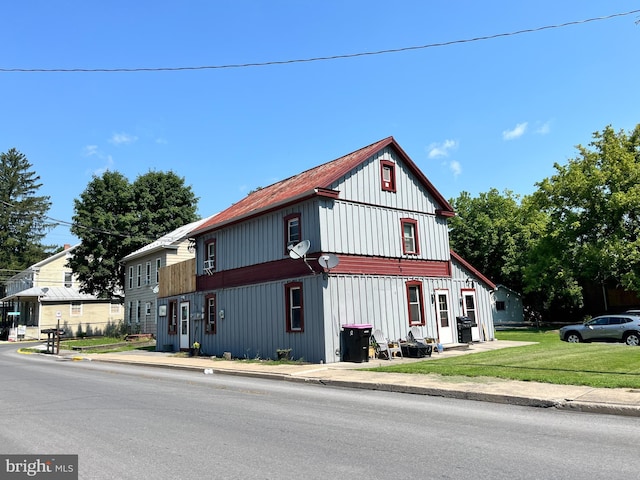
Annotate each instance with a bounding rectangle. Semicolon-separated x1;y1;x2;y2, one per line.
179;301;190;350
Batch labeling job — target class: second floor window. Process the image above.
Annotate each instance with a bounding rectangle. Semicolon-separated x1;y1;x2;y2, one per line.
284;213;301;253
128;266;134;289
136;264;142;287
401;218;419;255
64;272;73;288
205;239;216;271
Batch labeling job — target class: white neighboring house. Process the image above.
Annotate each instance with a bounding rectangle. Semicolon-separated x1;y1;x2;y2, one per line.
1;244;123;340
120;217;213;336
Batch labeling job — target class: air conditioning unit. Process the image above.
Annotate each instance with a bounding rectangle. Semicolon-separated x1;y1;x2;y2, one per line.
203;260;215;270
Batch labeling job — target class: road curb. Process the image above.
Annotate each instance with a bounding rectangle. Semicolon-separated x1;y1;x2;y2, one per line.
68;356;640;417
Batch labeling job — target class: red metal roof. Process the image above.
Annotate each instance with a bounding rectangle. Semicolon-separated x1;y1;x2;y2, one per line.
193;136;454;235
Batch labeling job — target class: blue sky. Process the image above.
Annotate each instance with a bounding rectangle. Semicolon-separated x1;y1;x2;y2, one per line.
1;1;639;247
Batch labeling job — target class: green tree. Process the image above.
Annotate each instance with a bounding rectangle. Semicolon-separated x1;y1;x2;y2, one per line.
68;171;135;298
69;170;198;298
449;188;534;293
0;148;54;278
132;171;199;241
526;124;640;316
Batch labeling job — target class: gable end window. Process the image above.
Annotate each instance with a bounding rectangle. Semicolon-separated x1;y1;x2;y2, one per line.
205;294;217;334
401;218;420;255
284;213;301;254
285;282;304;332
380;160;396;192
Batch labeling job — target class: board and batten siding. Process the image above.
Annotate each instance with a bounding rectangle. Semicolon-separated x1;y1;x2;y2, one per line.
198;201;321;272
160;275;328;363
327;146;442;214
450;258;495;341
318;199;450;260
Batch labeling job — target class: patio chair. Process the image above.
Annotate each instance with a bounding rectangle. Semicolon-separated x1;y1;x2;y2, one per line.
372;329;403;360
407;326;427;345
407;326;437;355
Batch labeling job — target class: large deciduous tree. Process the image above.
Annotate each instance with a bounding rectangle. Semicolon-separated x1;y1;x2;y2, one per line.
448;188;537;294
69;170;198;298
0;148;54;277
526;124;640;315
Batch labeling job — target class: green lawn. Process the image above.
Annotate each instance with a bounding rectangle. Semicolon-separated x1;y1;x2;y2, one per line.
367;329;640;388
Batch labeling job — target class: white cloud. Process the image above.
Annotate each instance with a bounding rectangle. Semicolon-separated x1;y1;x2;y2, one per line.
502;122;528;140
535;120;552;135
427;139;458;158
109;132;138;145
83;145;99;156
155;137;168;145
448;160;462;177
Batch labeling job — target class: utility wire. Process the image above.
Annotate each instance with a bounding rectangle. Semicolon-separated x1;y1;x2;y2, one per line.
1;9;638;73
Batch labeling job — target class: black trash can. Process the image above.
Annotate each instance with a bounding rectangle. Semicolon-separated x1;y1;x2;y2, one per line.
456;316;476;343
341;324;372;363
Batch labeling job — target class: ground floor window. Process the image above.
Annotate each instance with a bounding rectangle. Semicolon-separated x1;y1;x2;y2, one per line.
285;282;304;332
406;281;425;326
205;294;216;334
168;300;178;334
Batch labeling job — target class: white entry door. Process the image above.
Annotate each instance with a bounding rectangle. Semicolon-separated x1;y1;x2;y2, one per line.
462;291;481;341
435;290;454;344
179;301;190;350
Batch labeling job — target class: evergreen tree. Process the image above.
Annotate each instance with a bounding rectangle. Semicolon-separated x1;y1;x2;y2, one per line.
0;148;53;279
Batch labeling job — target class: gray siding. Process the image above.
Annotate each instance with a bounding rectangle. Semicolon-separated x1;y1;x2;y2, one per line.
328;146;442;213
159;275;328;363
198;202;321;272
318;199;450;260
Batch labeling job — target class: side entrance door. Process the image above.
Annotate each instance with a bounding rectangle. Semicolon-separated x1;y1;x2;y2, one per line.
179;301;190;350
435;290;454;344
462;290;481;341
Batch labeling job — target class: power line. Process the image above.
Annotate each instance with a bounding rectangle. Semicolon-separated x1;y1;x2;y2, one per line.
1;9;638;73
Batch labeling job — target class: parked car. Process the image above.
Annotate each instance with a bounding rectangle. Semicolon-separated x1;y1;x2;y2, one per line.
559;315;640;345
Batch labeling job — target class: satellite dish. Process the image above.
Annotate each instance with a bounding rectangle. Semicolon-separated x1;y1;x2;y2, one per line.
318;254;339;270
152;285;159;294
288;240;311;259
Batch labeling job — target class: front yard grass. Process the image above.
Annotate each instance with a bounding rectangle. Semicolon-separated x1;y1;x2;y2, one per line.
367;329;640;388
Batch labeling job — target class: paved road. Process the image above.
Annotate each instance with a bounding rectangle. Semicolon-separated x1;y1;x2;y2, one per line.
2;344;640;479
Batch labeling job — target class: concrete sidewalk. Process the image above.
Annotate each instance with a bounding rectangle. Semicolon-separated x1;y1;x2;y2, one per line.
64;340;640;417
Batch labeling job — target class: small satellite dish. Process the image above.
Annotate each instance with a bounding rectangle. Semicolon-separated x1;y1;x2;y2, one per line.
152;285;159;294
318;254;339;270
288;240;311;259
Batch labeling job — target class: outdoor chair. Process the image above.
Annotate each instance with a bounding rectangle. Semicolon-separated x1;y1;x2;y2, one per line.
372;329;402;360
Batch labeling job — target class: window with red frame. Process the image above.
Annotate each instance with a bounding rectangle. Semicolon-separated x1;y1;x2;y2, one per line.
284;213;301;254
401;218;419;254
406;281;425;326
205;294;216;334
168;300;178;334
380;160;396;192
285;282;304;332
